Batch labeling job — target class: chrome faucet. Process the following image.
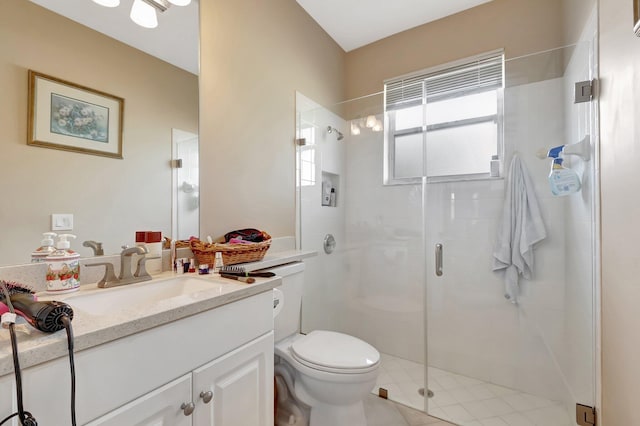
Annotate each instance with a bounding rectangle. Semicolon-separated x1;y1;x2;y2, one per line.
83;240;104;256
86;245;154;288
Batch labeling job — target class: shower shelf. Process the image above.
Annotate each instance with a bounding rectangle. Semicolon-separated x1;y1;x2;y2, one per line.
321;171;339;207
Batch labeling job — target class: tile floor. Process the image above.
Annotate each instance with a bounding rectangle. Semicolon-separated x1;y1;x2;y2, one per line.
364;394;454;426
373;353;573;426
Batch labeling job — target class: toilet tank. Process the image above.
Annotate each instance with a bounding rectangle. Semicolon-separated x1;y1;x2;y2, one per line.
265;261;305;342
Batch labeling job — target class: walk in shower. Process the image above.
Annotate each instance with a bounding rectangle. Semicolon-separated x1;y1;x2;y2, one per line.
296;9;598;426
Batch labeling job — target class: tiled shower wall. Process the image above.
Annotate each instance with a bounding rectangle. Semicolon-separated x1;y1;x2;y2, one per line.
297;15;597;411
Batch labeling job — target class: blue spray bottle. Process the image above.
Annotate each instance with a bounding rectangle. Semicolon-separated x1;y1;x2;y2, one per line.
547;145;581;196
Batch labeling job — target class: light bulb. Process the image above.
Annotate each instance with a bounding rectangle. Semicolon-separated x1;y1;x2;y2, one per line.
130;0;158;28
351;122;361;136
92;0;120;6
365;115;377;128
167;0;191;5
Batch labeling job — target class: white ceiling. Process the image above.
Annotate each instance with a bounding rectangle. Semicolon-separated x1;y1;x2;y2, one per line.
296;0;494;52
29;0;492;75
29;0;199;75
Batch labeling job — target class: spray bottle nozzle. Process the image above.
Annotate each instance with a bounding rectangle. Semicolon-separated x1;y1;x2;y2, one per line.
547;145;565;159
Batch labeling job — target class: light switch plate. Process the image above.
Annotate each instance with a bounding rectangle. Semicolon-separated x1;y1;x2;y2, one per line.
51;214;73;231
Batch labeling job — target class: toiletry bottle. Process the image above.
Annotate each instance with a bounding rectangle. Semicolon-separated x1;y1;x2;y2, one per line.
214;252;224;274
329;187;337;207
547;146;581;196
45;234;80;293
322;181;331;206
31;232;57;263
490;155;500;177
548;157;581;196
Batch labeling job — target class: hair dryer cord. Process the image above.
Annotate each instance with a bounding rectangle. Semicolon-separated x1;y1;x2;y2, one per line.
61;315;76;426
0;282;38;426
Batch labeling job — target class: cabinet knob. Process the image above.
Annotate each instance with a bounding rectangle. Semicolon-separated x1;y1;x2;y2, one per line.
200;390;214;404
180;402;195;416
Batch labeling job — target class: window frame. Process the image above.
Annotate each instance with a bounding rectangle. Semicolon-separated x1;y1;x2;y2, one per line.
383;50;505;185
296;123;317;187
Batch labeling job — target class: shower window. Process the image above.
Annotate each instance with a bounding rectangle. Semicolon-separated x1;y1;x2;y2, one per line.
297;125;316;187
384;50;504;184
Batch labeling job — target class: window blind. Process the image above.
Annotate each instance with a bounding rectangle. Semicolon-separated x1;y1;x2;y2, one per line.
385;51;504;111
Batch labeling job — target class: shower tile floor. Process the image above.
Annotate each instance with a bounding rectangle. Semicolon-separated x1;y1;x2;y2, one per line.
373;353;572;426
364;394;454;426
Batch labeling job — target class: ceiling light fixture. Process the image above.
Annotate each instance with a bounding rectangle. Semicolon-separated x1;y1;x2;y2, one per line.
130;0;161;28
166;0;191;6
91;0;120;7
365;115;377;128
93;0;191;29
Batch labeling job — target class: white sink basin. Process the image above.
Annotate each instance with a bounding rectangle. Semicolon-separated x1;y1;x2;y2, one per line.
64;276;222;316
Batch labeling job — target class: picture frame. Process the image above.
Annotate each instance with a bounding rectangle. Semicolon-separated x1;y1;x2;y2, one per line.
27;70;124;159
634;0;640;36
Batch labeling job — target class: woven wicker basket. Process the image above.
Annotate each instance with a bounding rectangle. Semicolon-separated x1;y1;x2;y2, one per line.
163;238;192;250
175;240;192;249
190;234;271;266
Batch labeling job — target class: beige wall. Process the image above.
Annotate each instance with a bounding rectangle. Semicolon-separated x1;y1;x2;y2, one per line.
345;0;564;99
0;0;198;264
562;0;597;45
198;0;345;240
599;0;640;423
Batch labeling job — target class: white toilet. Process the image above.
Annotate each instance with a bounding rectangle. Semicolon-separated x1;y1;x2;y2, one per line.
269;262;380;426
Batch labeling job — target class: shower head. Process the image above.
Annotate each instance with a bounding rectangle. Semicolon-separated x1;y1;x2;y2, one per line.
327;126;344;141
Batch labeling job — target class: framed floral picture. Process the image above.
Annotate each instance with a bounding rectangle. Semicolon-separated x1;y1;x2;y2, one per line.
27;70;124;159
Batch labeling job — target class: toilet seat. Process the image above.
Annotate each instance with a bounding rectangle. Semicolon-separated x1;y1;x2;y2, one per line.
290;330;379;374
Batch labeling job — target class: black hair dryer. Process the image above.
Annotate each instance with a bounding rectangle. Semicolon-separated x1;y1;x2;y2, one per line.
10;294;74;333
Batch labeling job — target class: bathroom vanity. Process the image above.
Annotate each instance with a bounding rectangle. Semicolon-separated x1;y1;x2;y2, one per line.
0;274;278;425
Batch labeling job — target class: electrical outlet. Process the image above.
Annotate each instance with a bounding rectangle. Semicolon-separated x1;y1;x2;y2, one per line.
51;214;73;231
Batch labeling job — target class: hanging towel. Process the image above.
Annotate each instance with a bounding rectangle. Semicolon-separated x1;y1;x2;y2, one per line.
492;154;546;304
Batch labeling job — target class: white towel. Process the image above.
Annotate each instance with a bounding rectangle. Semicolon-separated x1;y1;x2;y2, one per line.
492;154;546;304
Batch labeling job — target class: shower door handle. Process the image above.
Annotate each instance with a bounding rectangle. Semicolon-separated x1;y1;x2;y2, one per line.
435;243;443;276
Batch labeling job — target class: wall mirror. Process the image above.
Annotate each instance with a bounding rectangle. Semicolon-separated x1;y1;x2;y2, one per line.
0;0;199;267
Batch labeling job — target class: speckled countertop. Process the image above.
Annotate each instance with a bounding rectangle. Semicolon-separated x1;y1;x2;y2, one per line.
0;249;316;377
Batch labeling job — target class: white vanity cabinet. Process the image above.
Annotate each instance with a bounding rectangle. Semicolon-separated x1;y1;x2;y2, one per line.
0;289;275;426
87;332;273;426
0;374;13;422
85;374;194;426
192;332;273;426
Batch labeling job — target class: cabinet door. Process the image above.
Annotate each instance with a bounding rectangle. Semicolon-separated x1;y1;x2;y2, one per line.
0;374;16;425
85;374;193;426
192;332;274;426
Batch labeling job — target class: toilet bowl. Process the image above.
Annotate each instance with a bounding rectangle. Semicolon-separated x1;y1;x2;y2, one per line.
275;331;379;426
268;262;380;426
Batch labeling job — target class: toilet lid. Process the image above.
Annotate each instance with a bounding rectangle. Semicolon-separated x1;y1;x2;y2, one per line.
291;330;380;373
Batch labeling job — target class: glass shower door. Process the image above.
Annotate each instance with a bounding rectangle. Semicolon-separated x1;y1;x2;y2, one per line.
295;91;429;411
424;42;597;425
